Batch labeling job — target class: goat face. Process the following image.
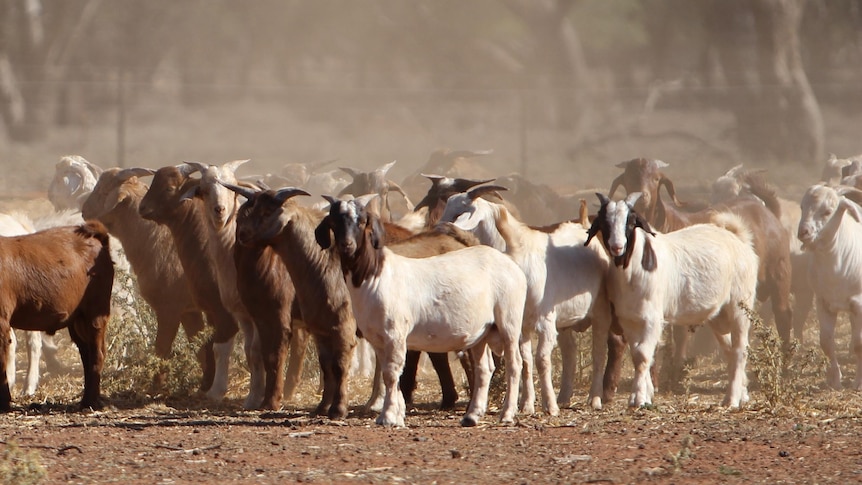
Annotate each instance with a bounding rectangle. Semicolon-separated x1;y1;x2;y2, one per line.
316;198;385;260
231;186;309;246
48;155;102;211
609;158;680;218
82;168;152;223
798;185;844;249
139;165;197;223
195;161;248;231
586;192;656;269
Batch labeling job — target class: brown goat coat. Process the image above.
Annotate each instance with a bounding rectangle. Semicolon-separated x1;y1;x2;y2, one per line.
80;170;210;388
139;167;240;393
235;194;356;420
0;222;113;411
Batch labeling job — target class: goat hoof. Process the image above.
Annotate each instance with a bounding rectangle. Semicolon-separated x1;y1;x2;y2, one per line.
440;397;457;411
460;416;478;427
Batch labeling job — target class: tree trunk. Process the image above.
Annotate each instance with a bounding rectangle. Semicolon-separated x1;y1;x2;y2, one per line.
751;0;824;163
706;0;823;163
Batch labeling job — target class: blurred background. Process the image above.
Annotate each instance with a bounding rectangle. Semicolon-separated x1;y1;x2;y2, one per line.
0;0;859;196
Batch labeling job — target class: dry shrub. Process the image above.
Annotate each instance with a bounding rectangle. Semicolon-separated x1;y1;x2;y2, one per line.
101;269;207;400
743;303;825;411
0;440;46;485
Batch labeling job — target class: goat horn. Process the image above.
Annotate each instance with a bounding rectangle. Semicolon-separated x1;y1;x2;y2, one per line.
219;181;258;200
116;167;155;182
624;192;643;208
178;162;204;178
223;159;250;174
421;173;446;184
377;160;396;175
595;192;611;207
274;187;311;203
466;184;508;201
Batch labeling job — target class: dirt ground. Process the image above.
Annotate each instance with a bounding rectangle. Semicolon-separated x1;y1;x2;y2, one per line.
2;388;862;484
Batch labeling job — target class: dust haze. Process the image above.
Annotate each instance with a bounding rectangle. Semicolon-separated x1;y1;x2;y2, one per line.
0;1;860;202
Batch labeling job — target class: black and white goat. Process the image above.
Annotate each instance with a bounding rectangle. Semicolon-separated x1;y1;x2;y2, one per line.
585;192;758;408
315;196;527;427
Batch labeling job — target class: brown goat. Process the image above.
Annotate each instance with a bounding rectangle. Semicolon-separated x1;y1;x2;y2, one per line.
0;221;114;411
225;184;357;420
138;165;240;401
610;158;793;356
81;167;213;392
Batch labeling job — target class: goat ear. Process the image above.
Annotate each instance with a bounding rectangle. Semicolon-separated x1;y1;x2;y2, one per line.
369;215;385;249
615;160;631;169
584;216;601;247
314;216;334;249
640;236;657;272
653;159;669;169
634;213;656;236
179;184;200;201
659;175;683;206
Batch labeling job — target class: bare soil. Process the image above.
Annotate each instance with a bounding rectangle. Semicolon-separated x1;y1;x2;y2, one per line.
3;390;862;484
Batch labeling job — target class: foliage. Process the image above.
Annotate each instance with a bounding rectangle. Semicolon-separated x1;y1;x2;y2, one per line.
101;269;206;399
744;303;826;410
0;441;46;485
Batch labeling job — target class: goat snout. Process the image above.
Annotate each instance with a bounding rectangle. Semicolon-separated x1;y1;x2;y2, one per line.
608;243;625;257
214;205;226;216
797;225;814;244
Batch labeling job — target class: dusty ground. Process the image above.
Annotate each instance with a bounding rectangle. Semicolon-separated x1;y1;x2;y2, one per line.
2;386;862;484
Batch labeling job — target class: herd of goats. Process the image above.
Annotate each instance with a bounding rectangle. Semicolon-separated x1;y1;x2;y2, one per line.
1;149;861;428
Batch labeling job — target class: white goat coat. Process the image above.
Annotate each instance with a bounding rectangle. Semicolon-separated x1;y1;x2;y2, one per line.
798;185;862;389
607;224;758;327
440;195;610;414
348;245;527;354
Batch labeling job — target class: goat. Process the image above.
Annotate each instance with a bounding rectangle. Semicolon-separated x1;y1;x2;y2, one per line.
138;164;240;401
80;167;213;392
186;161;309;410
223;184;357;420
47;155;103;212
820;153;862;185
585;192;758;408
439;185;612;413
797;184;862;389
315;195;526;427
610;158;793;352
178;160;267;409
401;148;496;203
712;164;812;342
339;161;413;221
0;221;114;411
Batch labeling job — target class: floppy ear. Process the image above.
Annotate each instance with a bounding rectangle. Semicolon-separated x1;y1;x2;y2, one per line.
634;213;655;236
368;214;385;249
584;216;601;247
314;215;334;249
640;237;657;271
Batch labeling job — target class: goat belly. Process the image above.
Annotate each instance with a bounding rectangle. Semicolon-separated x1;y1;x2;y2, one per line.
405;322;490;354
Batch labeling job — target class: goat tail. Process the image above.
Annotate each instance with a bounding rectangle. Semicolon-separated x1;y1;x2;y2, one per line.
76;220;111;248
709;212;754;248
745;174;782;220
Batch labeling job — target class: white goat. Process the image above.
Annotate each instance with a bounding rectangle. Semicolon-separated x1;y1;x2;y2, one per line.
316;196;527;427
438;185;611;414
585;192;758;408
797;184;862;389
